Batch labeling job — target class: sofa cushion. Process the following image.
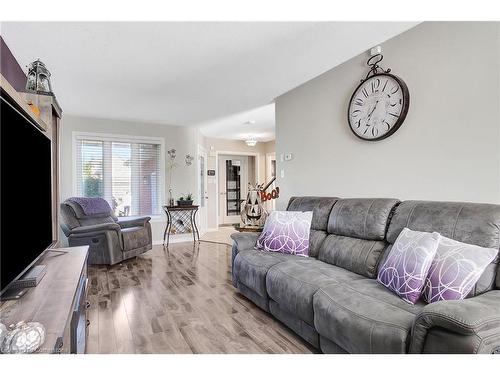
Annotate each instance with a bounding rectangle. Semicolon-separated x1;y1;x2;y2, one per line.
122;226;150;251
317;234;387;278
79;215;117;227
327;198;399;240
266;259;364;325
64;199;114;219
60;203;81;232
233;250;308;298
387;200;500;290
313;279;424;353
287;196;338;231
236;282;270;312
269;300;320;348
387;201;500;248
319;336;348;354
308;230;328;258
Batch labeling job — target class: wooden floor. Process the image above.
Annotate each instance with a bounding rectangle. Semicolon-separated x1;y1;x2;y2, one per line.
199;226;236;246
86;241;316;354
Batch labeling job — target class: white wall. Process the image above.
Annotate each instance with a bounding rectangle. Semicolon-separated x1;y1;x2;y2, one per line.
60;115;200;243
275;22;500;209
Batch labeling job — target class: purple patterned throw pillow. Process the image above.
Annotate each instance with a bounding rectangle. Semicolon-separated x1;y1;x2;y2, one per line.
423;235;498;303
256;211;313;257
377;228;440;304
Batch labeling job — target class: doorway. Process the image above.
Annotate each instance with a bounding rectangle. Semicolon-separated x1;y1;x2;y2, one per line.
197;146;208;232
265;152;277;212
217;153;258;226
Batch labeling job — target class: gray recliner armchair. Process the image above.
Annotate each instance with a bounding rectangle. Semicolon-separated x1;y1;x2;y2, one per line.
60;197;153;265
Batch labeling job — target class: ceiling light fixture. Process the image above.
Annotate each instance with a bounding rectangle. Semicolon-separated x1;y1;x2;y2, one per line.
245;137;258;147
243;120;256;125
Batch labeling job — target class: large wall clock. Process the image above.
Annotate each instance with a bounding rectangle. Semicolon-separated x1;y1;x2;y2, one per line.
347;55;410;141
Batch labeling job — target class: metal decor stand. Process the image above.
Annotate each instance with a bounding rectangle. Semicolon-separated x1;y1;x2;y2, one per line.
162;205;200;248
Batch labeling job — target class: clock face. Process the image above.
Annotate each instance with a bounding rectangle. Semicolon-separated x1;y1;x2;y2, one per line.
348;73;409;141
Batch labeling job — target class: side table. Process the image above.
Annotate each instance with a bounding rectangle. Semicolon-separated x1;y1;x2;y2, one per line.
233;224;263;233
163;205;200;247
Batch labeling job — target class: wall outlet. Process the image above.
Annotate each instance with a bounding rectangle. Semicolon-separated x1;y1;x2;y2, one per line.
284;153;293;161
280;169;285;178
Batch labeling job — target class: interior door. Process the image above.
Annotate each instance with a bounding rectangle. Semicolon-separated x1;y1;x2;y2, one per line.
197;147;208;232
219;155;248;225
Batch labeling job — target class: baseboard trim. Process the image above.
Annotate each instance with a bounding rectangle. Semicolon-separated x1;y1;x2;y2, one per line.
152;233;196;246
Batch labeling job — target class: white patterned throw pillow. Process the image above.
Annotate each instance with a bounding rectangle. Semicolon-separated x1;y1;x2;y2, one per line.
377;228;440;304
256;211;313;257
423;235;498;303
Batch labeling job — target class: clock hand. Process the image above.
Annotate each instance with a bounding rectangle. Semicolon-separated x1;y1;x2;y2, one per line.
367;100;379;121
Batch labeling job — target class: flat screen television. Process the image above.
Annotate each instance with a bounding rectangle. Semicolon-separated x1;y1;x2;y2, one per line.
0;93;53;296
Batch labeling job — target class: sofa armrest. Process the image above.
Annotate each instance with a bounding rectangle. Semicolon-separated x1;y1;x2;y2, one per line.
410;290;500;353
117;216;151;228
69;222;121;237
230;232;261;287
230;232;260;251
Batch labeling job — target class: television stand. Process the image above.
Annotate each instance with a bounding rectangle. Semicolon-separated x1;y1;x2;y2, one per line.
1;265;49;301
47;248;69;254
0;246;89;353
0;286;29;300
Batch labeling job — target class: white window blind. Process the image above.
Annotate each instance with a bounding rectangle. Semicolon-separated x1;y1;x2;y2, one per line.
75;134;162;216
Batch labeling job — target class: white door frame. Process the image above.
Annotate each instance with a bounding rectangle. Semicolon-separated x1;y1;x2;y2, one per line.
215;150;260;228
197;144;208;233
218;155;248;225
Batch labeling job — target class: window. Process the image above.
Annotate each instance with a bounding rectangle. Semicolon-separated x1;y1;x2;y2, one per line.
74;133;163;217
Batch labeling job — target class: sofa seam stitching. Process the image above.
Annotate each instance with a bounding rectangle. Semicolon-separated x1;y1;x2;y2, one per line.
334;200;345;235
405;202;418;230
474;330;500;353
451;204;465;239
269;265;343;288
320;283;421;316
364;200;376;239
362;241;378;278
319;291;411;332
415;310;500;331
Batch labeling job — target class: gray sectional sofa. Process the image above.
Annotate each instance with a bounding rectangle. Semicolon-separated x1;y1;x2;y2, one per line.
231;197;500;354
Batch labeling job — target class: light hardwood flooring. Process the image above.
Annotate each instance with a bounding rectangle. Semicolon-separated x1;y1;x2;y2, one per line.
199;226;237;246
86;241;316;354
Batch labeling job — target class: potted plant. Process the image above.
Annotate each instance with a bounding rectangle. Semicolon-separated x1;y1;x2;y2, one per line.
177;193;193;206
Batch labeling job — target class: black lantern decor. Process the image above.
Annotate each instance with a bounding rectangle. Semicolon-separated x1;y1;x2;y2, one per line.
25;59;54;96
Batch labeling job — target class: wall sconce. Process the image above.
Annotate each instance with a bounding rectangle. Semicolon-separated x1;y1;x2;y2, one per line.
185;154;194;166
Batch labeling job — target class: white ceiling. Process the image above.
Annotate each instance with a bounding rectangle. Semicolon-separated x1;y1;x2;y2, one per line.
198;103;275;142
1;22;417;139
